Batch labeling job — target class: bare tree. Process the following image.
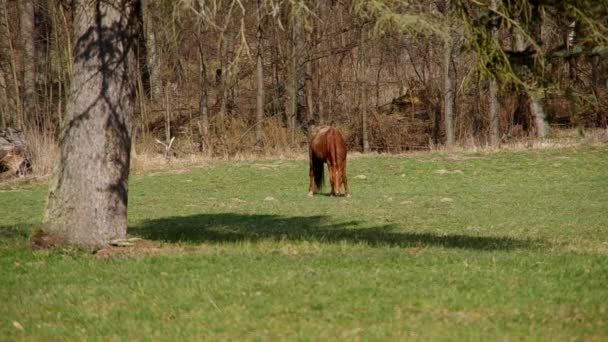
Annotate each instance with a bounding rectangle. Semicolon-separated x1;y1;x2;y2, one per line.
358;28;369;152
141;0;160;97
488;0;499;147
510;3;547;139
195;0;209;155
442;34;454;147
0;0;20;128
37;0;138;248
255;0;264;149
19;0;37;126
219;25;237;119
287;4;301;144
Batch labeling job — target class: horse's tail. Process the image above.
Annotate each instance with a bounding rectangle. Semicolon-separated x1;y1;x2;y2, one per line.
313;157;324;190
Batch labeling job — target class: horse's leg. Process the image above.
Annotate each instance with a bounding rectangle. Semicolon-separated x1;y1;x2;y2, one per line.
308;161;315;197
327;163;336;196
343;169;350;197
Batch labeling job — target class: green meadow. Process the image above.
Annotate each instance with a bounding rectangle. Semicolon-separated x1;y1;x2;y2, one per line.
1;145;607;340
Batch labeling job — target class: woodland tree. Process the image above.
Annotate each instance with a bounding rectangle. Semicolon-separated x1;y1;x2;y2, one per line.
37;0;138;248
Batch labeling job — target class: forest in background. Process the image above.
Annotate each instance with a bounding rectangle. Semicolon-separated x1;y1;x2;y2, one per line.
1;0;608;175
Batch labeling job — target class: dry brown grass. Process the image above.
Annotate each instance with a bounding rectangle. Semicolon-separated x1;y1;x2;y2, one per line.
2;125;606;182
23;127;57;177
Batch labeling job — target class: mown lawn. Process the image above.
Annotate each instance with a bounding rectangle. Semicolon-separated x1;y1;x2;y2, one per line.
1;145;607;340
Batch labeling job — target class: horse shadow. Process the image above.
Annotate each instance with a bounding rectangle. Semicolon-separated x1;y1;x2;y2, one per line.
130;213;537;251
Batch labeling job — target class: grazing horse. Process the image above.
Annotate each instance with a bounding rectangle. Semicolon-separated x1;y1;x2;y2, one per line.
308;123;350;197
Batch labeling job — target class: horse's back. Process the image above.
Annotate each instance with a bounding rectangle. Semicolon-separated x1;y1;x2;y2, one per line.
310;126;346;163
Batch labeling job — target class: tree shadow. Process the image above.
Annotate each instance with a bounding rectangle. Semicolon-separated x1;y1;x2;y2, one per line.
0;225;32;239
130;214;537;251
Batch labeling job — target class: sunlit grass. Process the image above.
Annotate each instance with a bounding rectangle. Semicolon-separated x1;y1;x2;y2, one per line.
1;144;607;339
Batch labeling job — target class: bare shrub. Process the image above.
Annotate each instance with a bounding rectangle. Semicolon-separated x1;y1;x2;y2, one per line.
23;127;57;177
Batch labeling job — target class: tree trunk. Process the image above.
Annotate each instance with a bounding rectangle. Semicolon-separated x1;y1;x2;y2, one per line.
529;90;547;139
39;0;137;249
142;0;160;98
512;6;548;139
488;0;499;147
288;9;300;144
530;4;547;139
305;59;314;122
0;0;20;128
19;0;37;127
489;74;499;146
270;22;282;120
255;0;264;149
0;0;10;128
442;35;454;147
358;29;369;153
219;29;236;118
196;0;209;155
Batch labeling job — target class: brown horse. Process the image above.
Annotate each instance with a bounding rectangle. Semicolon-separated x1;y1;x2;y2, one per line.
308;124;350;197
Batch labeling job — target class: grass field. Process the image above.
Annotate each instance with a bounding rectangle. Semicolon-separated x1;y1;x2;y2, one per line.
1;144;607;340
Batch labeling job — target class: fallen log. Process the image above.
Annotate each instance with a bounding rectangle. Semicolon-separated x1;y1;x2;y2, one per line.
0;128;32;177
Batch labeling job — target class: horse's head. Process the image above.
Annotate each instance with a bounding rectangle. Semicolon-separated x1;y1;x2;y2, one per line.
330;166;344;196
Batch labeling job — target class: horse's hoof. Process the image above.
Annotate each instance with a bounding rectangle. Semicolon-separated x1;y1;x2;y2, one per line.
308;191;314;197
346;193;351;198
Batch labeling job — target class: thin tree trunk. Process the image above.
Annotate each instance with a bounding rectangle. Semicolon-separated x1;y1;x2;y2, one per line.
0;0;10;128
288;9;299;145
0;0;21;128
20;0;37;127
305;21;315;123
0;67;5;128
164;82;171;147
270;22;282;121
512;7;548;139
358;29;369;153
488;0;499;147
255;0;264;149
196;0;209;155
142;0;160;98
443;35;454;147
375;50;383;109
305;60;314;122
219;29;236;118
489;74;499;146
529;90;546;139
39;0;137;249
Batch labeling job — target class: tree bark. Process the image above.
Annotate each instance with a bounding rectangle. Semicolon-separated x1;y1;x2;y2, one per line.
39;0;137;249
512;5;548;139
219;29;236;118
489;73;499;146
305;22;315;123
358;29;369;153
0;0;10;128
19;0;37;127
255;0;264;149
0;0;20;128
529;90;546;139
196;0;209;155
142;0;160;98
442;35;454;147
488;0;499;147
288;9;300;144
